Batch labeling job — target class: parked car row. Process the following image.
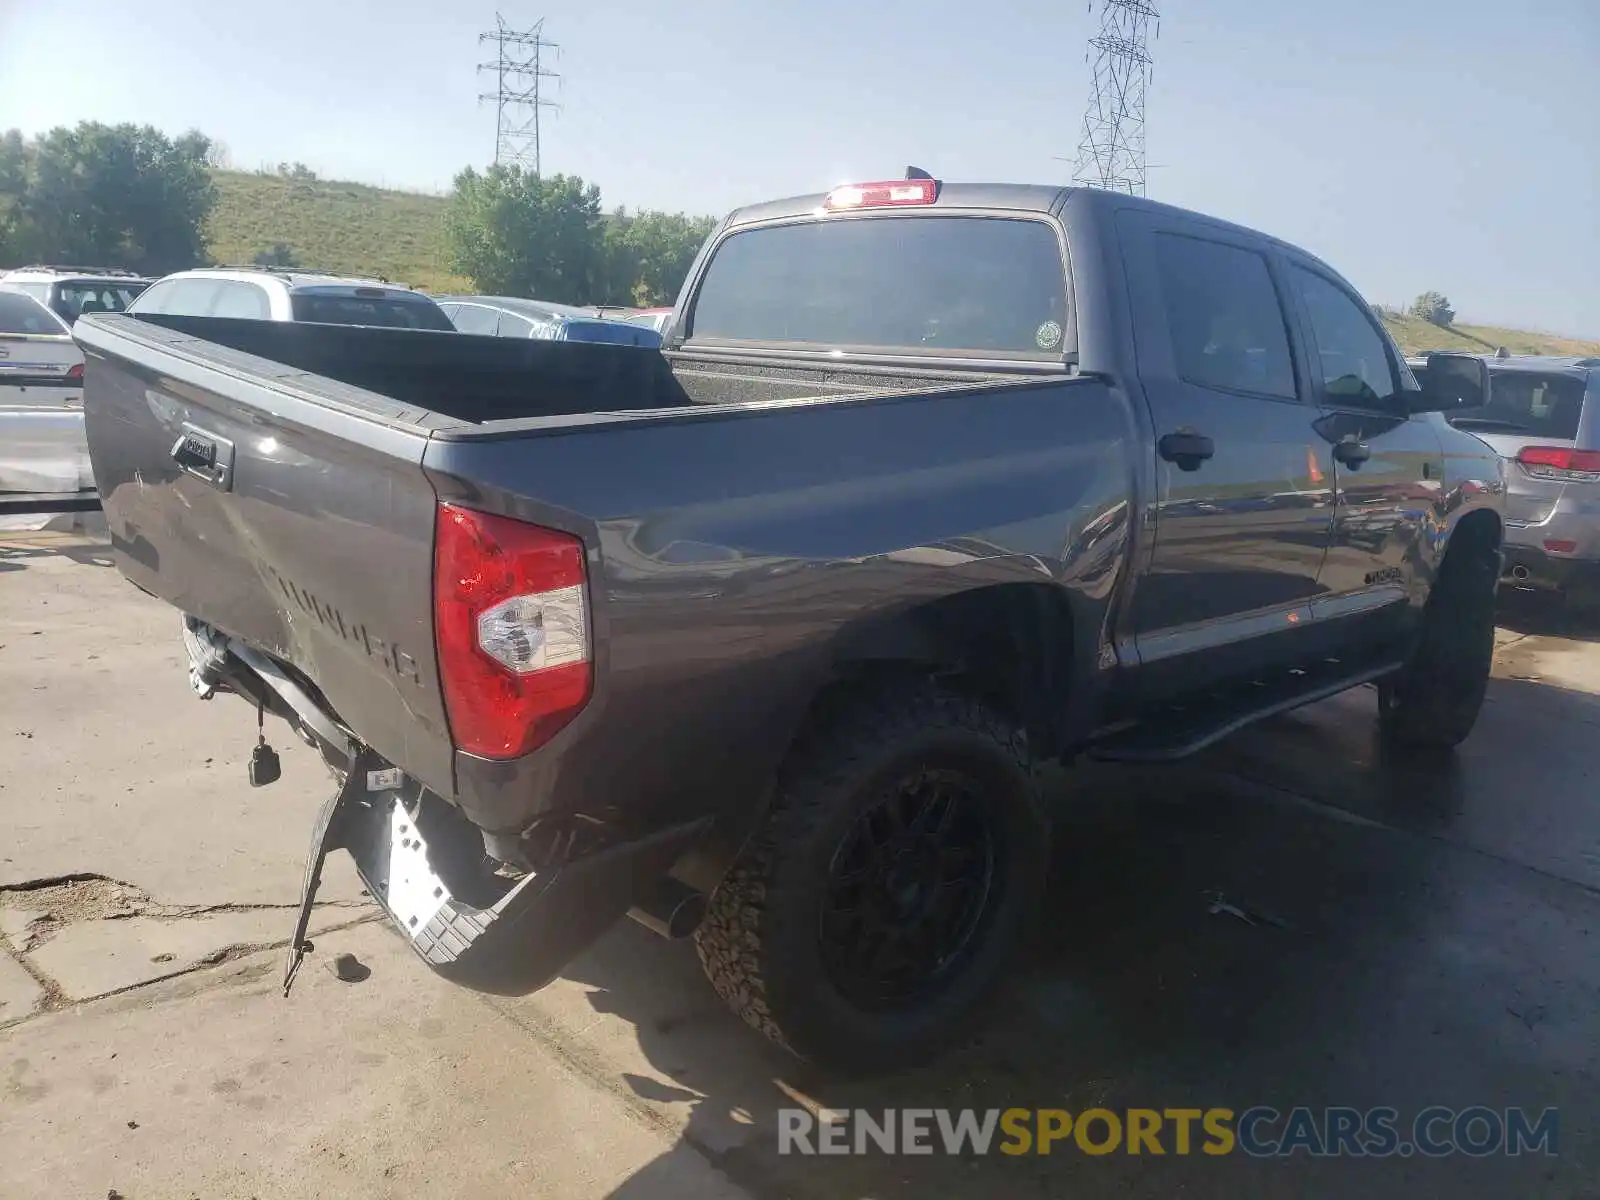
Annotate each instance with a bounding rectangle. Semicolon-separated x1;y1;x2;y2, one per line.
434;295;664;347
0;262;666;516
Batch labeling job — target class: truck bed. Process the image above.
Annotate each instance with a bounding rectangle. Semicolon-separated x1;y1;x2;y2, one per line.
75;313;1102;827
109;313;1004;427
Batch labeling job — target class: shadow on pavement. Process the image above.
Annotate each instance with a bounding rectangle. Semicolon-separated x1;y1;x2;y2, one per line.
575;674;1599;1199
0;538;116;574
1496;589;1599;643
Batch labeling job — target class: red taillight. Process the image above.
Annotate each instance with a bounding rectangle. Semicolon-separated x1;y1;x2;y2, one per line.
1544;539;1578;554
433;503;592;759
1517;446;1600;481
822;179;939;210
66;363;84;381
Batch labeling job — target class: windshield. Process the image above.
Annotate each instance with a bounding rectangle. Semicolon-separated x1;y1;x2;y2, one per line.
1448;369;1585;439
687;215;1071;359
53;281;149;320
0;291;69;335
290;294;456;331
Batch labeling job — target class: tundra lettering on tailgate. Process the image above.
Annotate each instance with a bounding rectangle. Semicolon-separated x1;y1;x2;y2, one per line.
266;565;424;687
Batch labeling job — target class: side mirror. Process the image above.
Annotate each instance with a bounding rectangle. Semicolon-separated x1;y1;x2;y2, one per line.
1409;351;1489;414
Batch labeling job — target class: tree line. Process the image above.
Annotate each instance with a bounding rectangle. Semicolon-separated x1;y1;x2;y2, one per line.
0;122;713;307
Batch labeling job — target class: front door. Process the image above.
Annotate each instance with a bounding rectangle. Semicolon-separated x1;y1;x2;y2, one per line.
1282;260;1443;646
1117;211;1336;698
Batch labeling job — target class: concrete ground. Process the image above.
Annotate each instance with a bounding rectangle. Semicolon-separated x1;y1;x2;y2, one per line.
2;530;1596;1199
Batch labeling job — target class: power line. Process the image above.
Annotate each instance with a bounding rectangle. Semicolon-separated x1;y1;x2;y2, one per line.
477;14;562;175
1073;0;1159;196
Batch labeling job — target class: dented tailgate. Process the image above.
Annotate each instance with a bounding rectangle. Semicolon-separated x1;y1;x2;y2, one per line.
75;314;456;797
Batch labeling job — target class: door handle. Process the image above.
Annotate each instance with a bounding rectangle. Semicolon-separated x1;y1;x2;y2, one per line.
1333;439;1371;469
169;424;235;491
1158;430;1215;471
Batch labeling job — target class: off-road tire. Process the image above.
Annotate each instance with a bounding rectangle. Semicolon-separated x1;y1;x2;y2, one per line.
1379;543;1499;751
694;682;1048;1073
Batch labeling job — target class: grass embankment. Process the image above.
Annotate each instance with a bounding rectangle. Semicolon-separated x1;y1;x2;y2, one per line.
205;170;1600;352
205;170;468;292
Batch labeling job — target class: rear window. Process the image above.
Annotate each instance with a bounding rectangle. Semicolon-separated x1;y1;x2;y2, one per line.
560;320;661;348
1446;369;1586;440
291;294;456;331
54;282;148;319
687;215;1071;359
0;291;67;335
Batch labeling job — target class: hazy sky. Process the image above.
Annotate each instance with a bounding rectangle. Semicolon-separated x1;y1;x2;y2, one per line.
2;0;1596;334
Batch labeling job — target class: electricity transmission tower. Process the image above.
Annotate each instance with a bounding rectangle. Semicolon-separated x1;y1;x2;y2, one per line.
478;14;561;175
1073;0;1159;196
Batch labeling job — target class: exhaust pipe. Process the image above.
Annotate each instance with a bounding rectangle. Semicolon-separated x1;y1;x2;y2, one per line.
1511;565;1530;581
628;878;707;940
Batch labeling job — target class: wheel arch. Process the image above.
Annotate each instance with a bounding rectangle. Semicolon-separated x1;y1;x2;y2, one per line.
1438;504;1504;576
674;581;1092;896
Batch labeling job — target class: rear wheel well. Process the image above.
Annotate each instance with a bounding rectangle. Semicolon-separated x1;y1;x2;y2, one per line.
1441;509;1503;580
682;584;1079;897
818;583;1079;759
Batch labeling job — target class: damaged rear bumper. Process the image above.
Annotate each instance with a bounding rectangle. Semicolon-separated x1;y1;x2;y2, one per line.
341;784;707;994
181;617;708;997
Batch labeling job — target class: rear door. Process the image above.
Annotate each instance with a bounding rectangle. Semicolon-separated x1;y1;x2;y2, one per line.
1117;209;1335;694
1281;259;1442;641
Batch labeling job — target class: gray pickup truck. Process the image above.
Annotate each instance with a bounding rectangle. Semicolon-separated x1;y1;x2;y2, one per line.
75;177;1504;1070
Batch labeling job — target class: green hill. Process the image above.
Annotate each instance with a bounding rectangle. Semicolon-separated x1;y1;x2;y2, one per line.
204;170;1600;356
1379;311;1599;359
205;170;468;292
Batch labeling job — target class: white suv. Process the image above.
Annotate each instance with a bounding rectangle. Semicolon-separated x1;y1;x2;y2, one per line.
0;265;152;324
128;267;456;330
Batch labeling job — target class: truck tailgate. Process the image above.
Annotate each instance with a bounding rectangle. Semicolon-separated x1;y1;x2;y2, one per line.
76;314;455;796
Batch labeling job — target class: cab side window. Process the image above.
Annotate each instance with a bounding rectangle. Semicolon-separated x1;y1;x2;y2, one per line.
133;278;222;317
451;304;501;336
1291;267;1400;408
1152;233;1298;400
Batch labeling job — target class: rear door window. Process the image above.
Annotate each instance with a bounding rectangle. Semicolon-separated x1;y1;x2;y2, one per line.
55;283;147;319
496;312;536;338
687;215;1071;359
1152;233;1297;399
133;278;225;317
209;282;272;319
449;303;502;336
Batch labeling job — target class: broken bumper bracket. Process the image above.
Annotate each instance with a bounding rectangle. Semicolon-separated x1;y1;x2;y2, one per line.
284;750;711;997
